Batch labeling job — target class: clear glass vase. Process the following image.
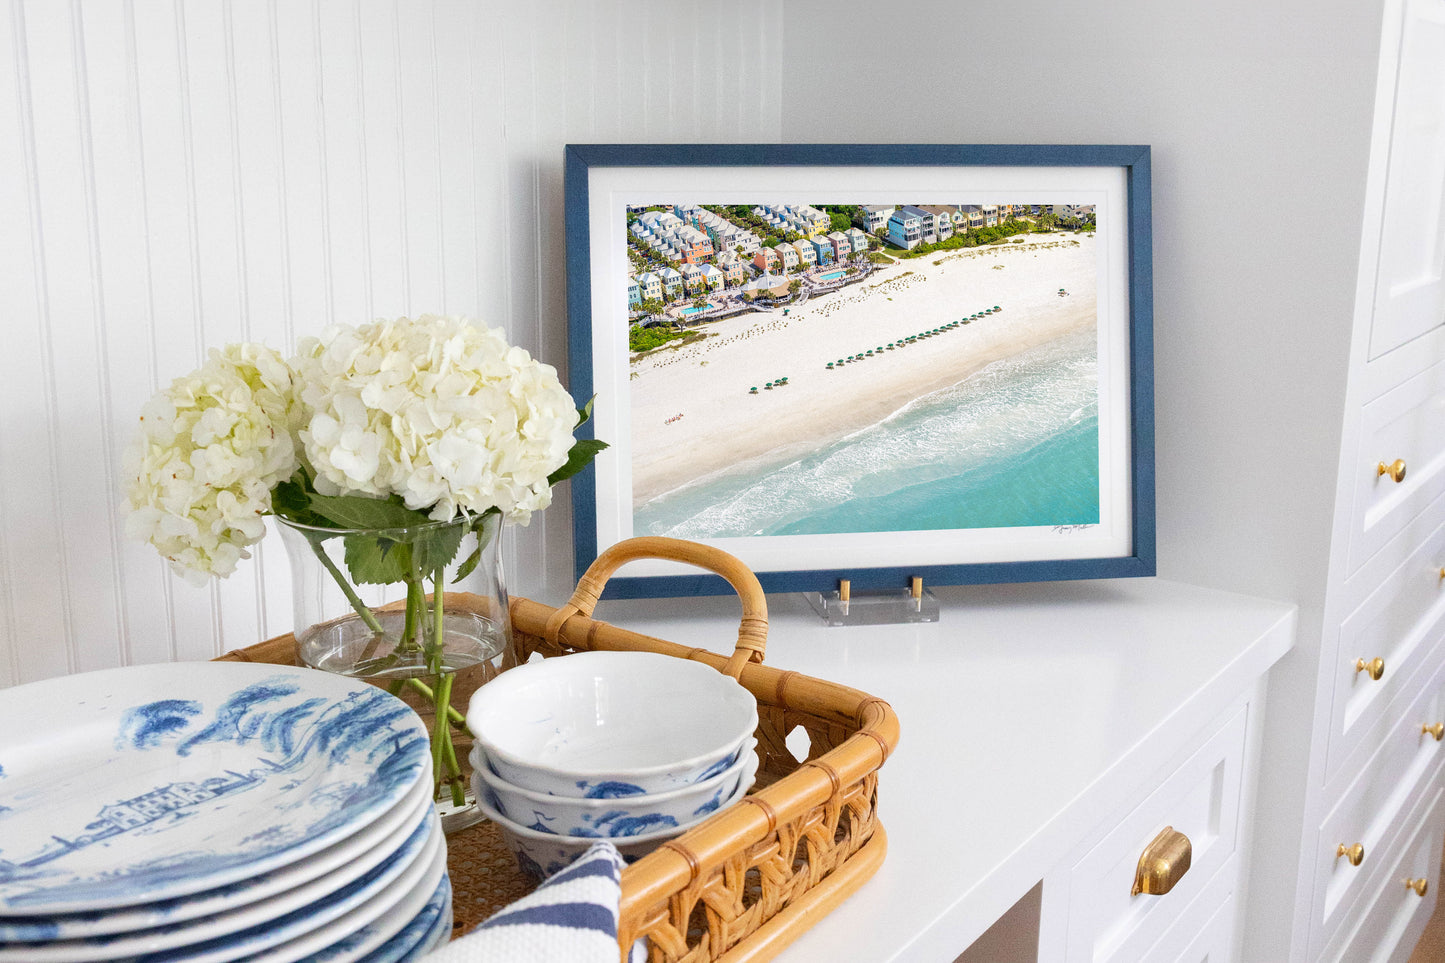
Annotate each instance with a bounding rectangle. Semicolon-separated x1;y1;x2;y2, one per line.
276;511;510;833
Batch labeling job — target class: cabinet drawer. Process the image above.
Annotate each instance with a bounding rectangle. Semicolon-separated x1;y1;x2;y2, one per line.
1326;511;1445;784
1063;705;1247;963
1348;358;1445;575
1314;669;1444;944
1141;857;1237;962
1321;788;1443;963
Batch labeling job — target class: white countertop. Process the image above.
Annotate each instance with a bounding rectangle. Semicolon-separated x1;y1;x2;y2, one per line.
592;576;1296;962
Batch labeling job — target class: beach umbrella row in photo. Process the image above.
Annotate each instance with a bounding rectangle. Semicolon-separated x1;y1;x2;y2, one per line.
821;305;1003;371
748;376;791;394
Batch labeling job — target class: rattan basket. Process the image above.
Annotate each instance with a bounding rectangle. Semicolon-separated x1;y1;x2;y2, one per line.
220;536;899;962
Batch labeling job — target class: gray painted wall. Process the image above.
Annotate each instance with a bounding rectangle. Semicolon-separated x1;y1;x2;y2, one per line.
778;2;1381;956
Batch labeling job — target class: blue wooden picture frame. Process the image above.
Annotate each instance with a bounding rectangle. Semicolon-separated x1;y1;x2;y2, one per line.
565;144;1154;598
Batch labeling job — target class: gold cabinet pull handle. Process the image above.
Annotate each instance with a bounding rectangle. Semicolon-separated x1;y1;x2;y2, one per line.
1132;826;1192;896
1337;843;1365;866
1355;657;1386;681
1424;723;1445;741
1378;459;1408;483
1407;877;1430;896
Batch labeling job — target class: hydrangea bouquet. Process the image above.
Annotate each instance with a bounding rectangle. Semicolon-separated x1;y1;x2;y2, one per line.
122;314;605;807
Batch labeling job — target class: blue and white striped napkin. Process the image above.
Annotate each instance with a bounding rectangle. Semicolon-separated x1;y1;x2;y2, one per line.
423;840;645;962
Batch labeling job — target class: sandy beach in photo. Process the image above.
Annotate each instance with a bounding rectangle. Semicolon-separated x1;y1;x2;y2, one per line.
628;232;1098;512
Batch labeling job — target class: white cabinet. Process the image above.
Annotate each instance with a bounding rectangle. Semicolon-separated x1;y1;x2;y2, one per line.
1262;0;1445;958
595;579;1294;963
1061;706;1248;963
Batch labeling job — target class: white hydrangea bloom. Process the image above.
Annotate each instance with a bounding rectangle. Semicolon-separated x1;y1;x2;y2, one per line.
121;343;299;584
292;314;578;524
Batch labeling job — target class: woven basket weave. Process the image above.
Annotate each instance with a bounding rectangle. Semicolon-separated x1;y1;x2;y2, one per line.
219;536;898;962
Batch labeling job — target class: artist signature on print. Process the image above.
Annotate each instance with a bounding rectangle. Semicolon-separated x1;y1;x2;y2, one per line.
1051;523;1097;535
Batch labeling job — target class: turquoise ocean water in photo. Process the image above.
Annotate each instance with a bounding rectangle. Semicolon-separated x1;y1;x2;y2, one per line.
633;326;1100;538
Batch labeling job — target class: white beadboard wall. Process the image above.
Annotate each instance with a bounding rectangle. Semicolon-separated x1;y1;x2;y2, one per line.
0;0;783;687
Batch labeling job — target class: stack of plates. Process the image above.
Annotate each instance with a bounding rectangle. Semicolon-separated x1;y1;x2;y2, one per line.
0;662;452;962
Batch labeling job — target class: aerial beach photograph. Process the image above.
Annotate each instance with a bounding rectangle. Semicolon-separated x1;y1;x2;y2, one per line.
624;202;1100;540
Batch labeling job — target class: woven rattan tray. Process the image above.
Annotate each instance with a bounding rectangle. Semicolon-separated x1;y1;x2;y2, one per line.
218;536;899;962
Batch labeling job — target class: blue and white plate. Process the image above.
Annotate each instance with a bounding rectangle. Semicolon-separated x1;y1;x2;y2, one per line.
231;829;448;963
351;872;451;963
0;809;440;962
0;776;434;943
0;662;431;915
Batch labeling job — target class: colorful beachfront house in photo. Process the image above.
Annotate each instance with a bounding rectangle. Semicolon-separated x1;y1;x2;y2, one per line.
716;251;748;286
700;263;724;291
659;267;683;299
635;271;662;302
680;263;705;293
810;236;836;266
794;240;817;267
674;225;714;264
627;277;641;307
753;246;781;273
919;206;956;241
772;241;801;272
844;227;870;254
795;205;831;237
858;205;894;234
639;210;683;234
826;231;852;262
888;206;926;249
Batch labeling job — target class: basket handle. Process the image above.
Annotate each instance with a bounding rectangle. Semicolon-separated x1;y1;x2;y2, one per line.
543;536;767;678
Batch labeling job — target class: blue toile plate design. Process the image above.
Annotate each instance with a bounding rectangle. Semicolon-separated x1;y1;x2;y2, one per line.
326;872;451;963
224;829;448;963
0;662;431;915
0;809;439;962
0;779;434;943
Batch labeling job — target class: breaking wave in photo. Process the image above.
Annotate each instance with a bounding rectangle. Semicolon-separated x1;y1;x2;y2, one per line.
632;327;1100;537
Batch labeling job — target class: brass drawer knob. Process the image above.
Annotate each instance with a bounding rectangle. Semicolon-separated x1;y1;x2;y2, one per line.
1424;723;1445;741
1132;826;1192;896
1337;843;1365;866
1378;459;1408;483
1355;657;1386;681
1407;877;1430;896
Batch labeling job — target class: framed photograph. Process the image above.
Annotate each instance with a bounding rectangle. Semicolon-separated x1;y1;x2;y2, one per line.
565;144;1153;598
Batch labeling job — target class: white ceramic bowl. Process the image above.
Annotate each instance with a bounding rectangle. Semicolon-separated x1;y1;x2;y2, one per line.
472;762;755;884
466;651;758;797
470;739;758;837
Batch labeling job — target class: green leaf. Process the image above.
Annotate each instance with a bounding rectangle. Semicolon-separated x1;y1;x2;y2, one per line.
344;534;412;585
575;396;596;428
270;473;332;528
412;523;466;576
305;492;435;531
548;438;609;486
453;543;482;581
452;510;501;582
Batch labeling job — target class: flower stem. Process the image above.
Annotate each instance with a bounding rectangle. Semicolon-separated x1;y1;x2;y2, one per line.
433;572;445;661
402;677;466;728
430;671;465;806
304;534;385;635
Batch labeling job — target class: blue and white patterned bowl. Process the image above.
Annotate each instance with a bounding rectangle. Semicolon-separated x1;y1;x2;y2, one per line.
466;651;757;798
470;739;757;838
472;768;755;884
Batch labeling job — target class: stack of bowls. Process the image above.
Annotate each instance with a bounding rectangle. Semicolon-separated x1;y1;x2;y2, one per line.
467;651;759;882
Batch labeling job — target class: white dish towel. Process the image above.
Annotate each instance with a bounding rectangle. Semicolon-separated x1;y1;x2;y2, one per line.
423;840;646;962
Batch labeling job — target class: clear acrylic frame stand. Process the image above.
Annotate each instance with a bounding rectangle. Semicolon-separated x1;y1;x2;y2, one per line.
804;578;940;627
